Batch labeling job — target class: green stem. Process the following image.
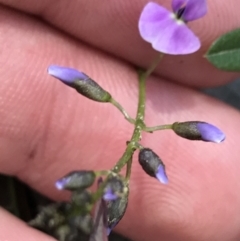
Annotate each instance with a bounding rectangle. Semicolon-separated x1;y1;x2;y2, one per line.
112;53;164;176
125;153;133;181
143;124;173;133
109;97;135;124
112;73;146;173
143;53;164;79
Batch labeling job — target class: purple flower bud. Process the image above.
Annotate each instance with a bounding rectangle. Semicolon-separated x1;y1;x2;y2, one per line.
196;122;225;143
106;183;129;235
103;187;118;201
48;65;89;86
138;148;168;184
103;176;126;201
55;171;96;191
72;214;93;235
48;65;112;102
138;0;207;55
71;190;92;205
172;121;225;143
156;165;169;184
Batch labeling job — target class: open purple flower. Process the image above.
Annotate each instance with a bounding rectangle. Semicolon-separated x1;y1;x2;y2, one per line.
138;0;207;55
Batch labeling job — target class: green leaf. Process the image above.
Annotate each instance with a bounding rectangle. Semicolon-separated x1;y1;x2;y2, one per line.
205;28;240;71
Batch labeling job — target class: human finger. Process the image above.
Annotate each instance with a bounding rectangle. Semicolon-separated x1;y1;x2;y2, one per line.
0;6;240;241
0;208;56;241
0;0;240;87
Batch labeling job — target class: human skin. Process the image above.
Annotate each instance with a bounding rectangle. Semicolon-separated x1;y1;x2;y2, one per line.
0;1;240;241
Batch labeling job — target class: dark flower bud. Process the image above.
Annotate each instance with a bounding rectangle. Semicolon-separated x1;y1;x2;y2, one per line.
103;175;127;201
29;202;71;230
138;148;168;184
71;190;92;205
107;184;129;235
172;121;225;143
48;65;112;102
70;214;93;235
55;171;96;191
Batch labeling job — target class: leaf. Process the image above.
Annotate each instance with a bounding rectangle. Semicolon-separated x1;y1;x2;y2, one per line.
205;28;240;71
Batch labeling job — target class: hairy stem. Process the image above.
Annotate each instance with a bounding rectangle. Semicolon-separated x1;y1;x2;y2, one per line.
112;72;146;173
110;97;135;124
112;53;164;175
143;124;173;132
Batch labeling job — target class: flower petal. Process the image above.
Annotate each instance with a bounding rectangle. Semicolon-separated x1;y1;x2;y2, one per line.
103;188;118;201
156;165;168;184
152;18;200;55
139;2;200;54
139;2;172;43
183;0;207;21
172;0;186;13
196;123;226;143
48;65;88;85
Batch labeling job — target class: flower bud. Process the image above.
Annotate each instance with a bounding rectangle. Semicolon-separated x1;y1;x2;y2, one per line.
48;65;112;102
103;175;127;201
172;121;225;143
71;190;92;205
55;171;96;191
29;202;71;229
106;184;129;235
71;214;93;235
138;148;168;184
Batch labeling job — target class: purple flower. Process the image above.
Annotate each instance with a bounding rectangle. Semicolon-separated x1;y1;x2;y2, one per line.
138;0;207;55
196;122;225;143
48;65;88;86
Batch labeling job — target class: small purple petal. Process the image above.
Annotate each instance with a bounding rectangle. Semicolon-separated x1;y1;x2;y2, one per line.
138;2;200;54
183;0;207;21
107;221;118;236
103;188;118;201
106;227;111;236
90;196;108;241
139;2;172;43
55;177;71;190
48;65;88;85
156;165;168;184
197;123;225;143
172;0;186;13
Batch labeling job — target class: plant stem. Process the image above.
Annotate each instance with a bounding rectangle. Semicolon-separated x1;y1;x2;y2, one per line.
112;53;164;176
112;73;146;173
143;124;173;132
143;53;164;79
112;53;164;175
109;98;135;124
